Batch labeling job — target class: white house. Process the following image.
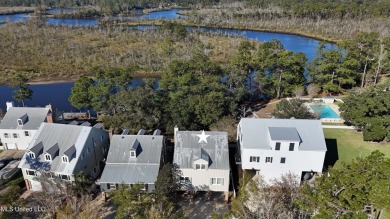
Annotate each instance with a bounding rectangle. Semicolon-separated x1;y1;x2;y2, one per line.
98;129;167;193
0;102;53;150
18;123;109;191
173;128;230;196
237;118;327;184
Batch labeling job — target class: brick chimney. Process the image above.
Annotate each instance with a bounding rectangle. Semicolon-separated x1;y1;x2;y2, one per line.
45;104;54;123
109;128;114;141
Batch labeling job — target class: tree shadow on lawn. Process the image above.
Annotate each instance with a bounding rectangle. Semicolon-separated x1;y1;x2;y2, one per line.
323;138;339;171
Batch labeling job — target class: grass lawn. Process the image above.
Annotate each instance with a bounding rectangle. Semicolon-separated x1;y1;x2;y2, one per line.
382;207;390;219
323;128;390;168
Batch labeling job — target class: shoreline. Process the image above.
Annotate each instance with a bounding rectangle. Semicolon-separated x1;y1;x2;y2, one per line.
120;21;340;44
0;73;162;86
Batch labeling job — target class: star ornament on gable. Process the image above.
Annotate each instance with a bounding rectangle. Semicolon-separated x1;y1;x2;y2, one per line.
197;130;210;144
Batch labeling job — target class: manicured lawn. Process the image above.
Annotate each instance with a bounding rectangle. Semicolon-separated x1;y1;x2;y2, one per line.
323;128;390;168
382;207;390;219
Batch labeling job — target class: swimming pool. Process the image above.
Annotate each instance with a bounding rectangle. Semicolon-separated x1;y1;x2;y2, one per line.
309;105;340;119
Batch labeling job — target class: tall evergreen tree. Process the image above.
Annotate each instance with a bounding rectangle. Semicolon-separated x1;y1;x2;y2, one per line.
11;73;33;107
255;40;307;99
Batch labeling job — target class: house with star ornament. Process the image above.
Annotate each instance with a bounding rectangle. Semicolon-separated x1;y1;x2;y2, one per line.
173;127;230;200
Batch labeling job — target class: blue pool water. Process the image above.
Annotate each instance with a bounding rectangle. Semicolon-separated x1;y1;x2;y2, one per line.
309;105;340;118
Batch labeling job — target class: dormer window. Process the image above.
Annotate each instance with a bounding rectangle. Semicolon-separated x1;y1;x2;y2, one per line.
29;141;43;158
45;154;52;161
28;152;35;159
63;145;76;163
62;155;69;163
130;139;140;158
196;164;206;170
17;114;28;126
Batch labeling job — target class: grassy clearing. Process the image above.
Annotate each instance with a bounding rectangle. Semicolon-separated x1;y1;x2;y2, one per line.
323;128;390;168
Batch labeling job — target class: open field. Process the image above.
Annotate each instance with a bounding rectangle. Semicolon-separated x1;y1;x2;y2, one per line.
323;128;390;168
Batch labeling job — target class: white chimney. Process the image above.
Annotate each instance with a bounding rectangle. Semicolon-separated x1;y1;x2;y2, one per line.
6;101;14;111
174;125;179;142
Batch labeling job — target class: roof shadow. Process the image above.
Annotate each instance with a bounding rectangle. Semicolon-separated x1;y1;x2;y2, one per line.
323;138;339;171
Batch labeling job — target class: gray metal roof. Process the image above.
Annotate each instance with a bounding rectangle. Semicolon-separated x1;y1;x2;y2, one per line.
239;118;327;151
106;135;164;164
18;123;95;174
100;134;165;184
173;131;229;170
0;107;49;130
268;127;300;141
99;164;160;184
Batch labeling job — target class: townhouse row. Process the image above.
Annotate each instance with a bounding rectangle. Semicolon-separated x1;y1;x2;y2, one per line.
0;103;327;196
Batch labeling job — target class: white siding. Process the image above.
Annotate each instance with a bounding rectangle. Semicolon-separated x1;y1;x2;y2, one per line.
241;147;325;183
180;168;229;192
0;129;37;150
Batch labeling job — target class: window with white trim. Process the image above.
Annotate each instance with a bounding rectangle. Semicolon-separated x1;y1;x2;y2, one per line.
4;133;9;138
62;156;69;163
195;164;206;170
180;176;191;184
265;157;273;163
13;133;19;138
281;157;286;163
28;152;35;159
275;142;281;150
60;174;70;180
109;183;117;190
24;131;30;137
211;177;224;185
26;170;36;176
250;156;260;162
45;154;52;161
17;119;23;126
130;151;136;158
289;143;295;151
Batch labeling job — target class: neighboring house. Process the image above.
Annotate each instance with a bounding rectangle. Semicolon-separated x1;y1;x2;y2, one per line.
18;123;109;191
0;102;54;150
99;129;166;193
237;118;327;184
173;128;230;195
